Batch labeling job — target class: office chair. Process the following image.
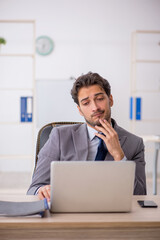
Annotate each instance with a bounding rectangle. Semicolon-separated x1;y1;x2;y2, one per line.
34;121;83;171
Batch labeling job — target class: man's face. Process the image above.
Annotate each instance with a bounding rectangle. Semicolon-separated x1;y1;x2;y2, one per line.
77;84;113;128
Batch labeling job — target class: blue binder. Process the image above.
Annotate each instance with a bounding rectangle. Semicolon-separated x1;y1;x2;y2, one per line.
129;97;142;120
129;97;133;120
136;97;141;120
20;97;33;122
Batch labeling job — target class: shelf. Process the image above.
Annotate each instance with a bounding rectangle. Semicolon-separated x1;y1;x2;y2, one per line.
135;30;160;34
0;20;35;23
130;30;160;135
0;54;35;57
0;155;33;159
0;19;36;173
131;90;160;94
0;122;34;125
0;88;34;91
130;119;160;122
132;60;160;64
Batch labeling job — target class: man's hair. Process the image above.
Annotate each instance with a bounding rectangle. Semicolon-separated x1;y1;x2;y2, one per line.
71;72;111;105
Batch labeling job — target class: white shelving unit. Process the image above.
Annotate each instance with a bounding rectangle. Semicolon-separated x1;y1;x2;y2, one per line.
130;30;160;194
0;20;36;172
130;30;160;135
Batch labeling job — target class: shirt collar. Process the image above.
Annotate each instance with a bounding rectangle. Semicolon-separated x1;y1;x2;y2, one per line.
86;121;113;141
87;125;98;141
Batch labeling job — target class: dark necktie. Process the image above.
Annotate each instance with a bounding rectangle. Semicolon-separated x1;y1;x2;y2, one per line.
95;137;108;161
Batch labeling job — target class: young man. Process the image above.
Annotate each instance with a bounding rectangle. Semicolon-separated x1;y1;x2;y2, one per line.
27;72;146;200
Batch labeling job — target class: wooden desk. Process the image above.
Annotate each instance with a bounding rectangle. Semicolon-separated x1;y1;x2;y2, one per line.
0;195;160;240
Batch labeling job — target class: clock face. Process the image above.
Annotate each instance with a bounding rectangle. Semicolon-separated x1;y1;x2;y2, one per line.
36;36;54;56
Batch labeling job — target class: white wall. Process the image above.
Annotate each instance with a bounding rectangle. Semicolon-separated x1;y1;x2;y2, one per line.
0;0;160;174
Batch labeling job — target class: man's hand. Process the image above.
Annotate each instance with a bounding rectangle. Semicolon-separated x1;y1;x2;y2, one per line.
38;185;51;202
95;119;124;161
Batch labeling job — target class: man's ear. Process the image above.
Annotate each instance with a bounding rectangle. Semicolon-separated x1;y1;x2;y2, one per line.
109;95;114;107
77;105;84;116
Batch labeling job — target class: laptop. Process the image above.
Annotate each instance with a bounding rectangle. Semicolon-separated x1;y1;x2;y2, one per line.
50;161;135;213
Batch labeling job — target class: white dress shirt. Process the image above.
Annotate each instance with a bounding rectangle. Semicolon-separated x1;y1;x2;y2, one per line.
87;125;100;160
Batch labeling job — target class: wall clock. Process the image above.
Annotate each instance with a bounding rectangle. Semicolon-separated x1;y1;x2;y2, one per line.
36;36;54;56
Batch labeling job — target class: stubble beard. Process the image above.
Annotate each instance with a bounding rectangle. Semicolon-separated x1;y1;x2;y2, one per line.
85;109;111;128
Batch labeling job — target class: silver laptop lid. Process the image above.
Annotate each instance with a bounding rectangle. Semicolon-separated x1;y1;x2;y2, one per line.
50;161;135;213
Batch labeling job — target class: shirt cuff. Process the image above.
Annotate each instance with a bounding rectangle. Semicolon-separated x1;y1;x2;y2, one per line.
34;186;43;195
121;156;127;161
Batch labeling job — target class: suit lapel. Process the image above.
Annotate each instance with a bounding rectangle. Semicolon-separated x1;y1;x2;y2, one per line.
113;119;127;149
105;136;127;160
71;120;127;161
72;124;89;160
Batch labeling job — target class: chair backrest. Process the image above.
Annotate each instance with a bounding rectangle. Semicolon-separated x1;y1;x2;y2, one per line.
34;121;83;171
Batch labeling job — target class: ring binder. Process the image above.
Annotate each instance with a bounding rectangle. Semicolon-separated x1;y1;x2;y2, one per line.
20;96;33;122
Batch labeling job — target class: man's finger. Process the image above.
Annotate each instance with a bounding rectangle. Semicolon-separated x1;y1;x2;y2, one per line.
38;186;51;201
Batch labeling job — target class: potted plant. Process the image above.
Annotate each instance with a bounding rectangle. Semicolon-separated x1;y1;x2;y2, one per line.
0;37;7;51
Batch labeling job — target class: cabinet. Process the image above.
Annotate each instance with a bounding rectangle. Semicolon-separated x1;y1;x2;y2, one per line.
0;20;36;172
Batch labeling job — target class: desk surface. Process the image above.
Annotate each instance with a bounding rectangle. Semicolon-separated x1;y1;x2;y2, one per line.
0;195;160;229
